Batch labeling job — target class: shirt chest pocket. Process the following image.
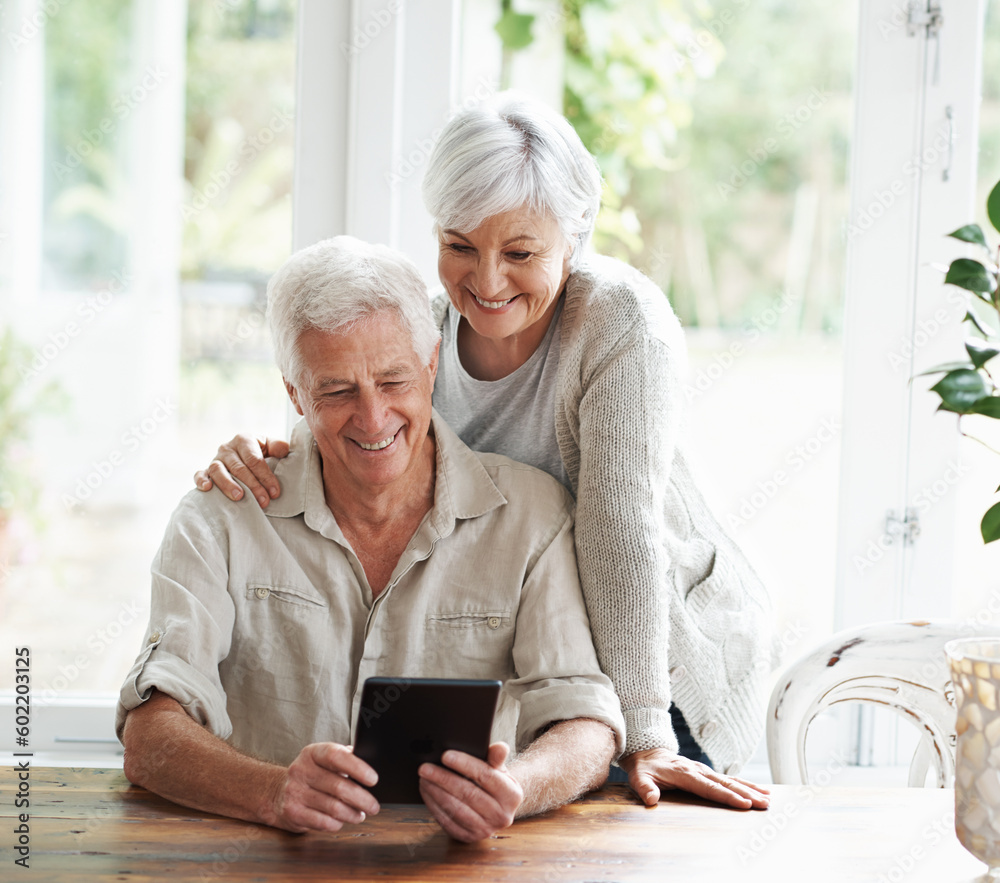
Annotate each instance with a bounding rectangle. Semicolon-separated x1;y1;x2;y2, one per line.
225;583;330;703
423;612;515;680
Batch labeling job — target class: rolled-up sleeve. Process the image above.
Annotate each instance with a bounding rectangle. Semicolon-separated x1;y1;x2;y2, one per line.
505;508;626;755
115;493;237;742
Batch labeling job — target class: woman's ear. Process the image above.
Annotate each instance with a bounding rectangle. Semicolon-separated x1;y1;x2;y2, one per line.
563;234;578;273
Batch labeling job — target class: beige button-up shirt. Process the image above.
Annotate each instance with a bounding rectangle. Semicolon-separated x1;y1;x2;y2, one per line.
116;412;624;765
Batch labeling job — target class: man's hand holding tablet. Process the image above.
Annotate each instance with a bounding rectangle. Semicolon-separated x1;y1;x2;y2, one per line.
352;677;517;842
417;740;524;842
267;741;381;833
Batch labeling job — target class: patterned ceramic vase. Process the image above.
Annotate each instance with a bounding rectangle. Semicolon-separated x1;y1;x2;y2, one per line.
947;637;1000;879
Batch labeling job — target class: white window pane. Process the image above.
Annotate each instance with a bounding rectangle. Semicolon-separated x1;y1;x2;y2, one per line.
0;0;296;703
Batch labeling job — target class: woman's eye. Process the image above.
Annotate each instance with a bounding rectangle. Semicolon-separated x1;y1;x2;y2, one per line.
506;251;531;261
447;243;471;253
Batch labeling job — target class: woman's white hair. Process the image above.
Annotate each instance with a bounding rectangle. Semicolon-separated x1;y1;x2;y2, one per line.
422;91;602;268
267;236;439;385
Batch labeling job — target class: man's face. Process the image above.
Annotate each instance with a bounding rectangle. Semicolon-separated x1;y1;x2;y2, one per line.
285;311;439;497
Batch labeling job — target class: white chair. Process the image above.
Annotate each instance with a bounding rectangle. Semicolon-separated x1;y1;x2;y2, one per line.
767;620;1000;787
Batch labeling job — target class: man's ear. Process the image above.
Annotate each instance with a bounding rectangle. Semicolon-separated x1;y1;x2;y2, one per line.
427;338;441;384
284;378;305;416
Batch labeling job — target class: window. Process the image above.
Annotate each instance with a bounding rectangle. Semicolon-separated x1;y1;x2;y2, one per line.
2;0;997;770
0;0;296;755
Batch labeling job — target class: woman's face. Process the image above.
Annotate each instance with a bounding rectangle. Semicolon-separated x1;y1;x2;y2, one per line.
437;207;573;344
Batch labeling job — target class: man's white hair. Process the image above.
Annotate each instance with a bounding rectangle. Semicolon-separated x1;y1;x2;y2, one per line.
421;91;602;268
267;236;439;385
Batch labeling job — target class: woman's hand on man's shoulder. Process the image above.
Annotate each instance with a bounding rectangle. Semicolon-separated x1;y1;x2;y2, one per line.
194;434;289;508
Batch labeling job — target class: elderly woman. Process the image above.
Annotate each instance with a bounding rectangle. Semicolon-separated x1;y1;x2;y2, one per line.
196;93;775;810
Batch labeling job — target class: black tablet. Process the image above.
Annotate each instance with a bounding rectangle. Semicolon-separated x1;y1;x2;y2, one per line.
352;676;502;805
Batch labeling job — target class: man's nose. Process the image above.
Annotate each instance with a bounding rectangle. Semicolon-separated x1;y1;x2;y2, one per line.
354;389;389;432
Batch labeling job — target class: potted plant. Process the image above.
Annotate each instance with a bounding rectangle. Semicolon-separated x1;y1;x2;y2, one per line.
924;179;1000;544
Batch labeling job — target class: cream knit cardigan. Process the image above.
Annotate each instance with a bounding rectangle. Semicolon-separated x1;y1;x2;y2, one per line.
432;254;776;772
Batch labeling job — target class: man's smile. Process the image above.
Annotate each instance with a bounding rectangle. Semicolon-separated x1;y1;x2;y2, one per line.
354;432;398;451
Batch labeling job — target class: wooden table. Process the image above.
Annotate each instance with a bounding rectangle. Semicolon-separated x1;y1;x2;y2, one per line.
0;767;988;881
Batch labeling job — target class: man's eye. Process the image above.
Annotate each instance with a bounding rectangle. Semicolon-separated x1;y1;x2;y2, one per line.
447;243;472;253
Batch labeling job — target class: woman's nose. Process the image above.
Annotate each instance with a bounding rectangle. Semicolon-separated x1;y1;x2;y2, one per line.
472;260;506;299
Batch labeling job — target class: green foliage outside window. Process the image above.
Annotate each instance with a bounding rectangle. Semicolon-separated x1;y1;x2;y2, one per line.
499;0;856;331
182;0;296;279
42;0;296;287
43;0;131;289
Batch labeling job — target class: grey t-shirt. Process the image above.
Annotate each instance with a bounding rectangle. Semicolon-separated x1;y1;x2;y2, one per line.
433;297;569;490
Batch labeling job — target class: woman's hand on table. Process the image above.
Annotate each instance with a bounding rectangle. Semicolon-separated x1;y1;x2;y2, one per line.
194;434;288;508
619;748;770;810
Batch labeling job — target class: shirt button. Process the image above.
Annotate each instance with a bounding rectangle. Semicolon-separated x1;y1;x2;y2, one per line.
254;587;270;600
669;665;687;683
700;720;719;739
487;616;501;630
148;632;161;644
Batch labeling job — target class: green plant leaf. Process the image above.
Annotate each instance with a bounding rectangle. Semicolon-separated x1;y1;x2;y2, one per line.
966;339;1000;369
949;224;989;249
969;397;1000;418
988;179;1000;237
982;500;1000;544
930;368;989;413
494;9;535;51
945;258;996;294
914;360;975;377
964;310;996;338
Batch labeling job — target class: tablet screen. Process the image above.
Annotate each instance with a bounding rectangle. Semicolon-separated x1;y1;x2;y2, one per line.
352;677;502;805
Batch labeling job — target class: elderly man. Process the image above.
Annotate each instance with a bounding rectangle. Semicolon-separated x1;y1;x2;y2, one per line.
117;236;624;843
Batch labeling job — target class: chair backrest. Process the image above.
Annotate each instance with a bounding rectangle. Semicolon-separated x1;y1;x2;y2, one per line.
767;620;1000;787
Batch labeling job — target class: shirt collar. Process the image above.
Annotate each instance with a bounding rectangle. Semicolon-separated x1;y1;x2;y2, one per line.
426;409;508;536
264;410;507;536
260;419;317;520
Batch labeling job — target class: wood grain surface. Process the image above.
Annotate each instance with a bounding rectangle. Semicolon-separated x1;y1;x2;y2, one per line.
0;766;989;881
